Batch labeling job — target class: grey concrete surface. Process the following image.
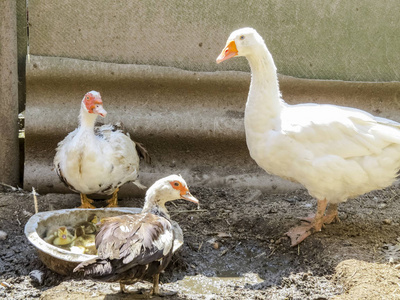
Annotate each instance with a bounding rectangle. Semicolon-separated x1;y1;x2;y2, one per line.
28;0;400;81
24;56;400;196
0;0;20;186
17;0;27;111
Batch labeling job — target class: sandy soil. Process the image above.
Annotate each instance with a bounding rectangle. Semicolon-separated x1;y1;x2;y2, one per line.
0;182;400;299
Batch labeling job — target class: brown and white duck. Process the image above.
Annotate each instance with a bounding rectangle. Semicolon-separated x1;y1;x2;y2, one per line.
73;174;199;296
54;91;150;208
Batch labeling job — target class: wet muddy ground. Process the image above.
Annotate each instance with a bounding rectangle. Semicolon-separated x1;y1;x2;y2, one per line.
1;182;400;299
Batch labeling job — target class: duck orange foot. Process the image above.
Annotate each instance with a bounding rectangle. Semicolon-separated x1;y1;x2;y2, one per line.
106;188;119;207
78;194;96;209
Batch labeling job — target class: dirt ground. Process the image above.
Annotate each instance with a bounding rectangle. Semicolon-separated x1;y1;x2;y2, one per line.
1;181;400;300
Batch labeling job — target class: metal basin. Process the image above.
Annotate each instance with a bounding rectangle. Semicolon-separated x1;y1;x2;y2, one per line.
24;207;183;275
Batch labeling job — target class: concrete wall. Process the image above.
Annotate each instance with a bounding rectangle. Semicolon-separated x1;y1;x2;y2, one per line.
0;0;20;187
28;0;400;81
24;1;400;195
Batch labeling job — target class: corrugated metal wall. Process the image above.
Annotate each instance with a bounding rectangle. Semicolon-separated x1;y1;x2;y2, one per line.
5;0;398;195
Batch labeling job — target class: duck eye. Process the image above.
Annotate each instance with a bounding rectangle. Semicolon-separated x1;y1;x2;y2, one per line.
86;96;90;100
174;182;180;187
240;35;245;40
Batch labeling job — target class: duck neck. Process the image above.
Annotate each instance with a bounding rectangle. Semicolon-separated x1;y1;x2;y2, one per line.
79;105;98;132
142;196;170;220
244;45;283;135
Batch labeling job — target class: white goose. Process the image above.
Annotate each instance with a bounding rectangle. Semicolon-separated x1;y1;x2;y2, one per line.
54;91;150;208
217;28;400;246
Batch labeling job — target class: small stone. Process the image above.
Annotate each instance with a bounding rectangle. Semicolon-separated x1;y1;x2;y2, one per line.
245;190;262;203
378;203;387;209
0;231;7;241
213;242;220;249
383;219;392;225
0;282;11;289
286;196;299;204
29;270;45;285
3;250;14;258
22;210;33;218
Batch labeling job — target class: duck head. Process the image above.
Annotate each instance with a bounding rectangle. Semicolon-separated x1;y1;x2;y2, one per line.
216;27;264;63
142;175;199;217
81;91;107;117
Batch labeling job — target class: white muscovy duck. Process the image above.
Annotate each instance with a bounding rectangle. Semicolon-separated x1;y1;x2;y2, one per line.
217;27;400;246
73;174;199;296
54;91;150;208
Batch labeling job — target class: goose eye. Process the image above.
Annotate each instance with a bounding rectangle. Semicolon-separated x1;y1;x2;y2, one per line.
240;35;245;40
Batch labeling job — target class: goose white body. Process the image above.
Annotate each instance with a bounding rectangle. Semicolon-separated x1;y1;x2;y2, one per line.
221;28;400;205
217;28;400;245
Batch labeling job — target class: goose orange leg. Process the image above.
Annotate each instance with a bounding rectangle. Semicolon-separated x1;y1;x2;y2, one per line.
286;199;327;246
78;194;96;209
324;203;340;224
106;188;119;207
299;203;340;225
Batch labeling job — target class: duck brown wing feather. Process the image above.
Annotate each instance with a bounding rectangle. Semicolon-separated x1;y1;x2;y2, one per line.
73;213;174;281
135;142;151;164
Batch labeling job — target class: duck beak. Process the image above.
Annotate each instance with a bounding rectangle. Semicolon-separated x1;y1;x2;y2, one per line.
181;191;199;204
216;40;238;64
93;105;107;118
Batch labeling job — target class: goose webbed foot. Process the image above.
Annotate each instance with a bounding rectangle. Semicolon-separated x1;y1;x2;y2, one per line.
286;199;328;246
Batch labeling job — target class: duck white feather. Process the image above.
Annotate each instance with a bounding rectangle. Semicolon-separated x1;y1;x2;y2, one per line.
54;91;149;208
217;28;400;245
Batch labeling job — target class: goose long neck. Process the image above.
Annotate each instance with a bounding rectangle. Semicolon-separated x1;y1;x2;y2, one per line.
245;45;283;133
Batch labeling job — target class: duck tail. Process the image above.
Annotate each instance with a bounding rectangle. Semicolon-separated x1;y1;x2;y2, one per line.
73;257;112;277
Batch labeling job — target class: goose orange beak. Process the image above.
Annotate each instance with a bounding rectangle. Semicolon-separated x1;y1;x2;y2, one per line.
216;40;238;64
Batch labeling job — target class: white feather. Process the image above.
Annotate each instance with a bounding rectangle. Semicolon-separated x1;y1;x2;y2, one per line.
54;92;141;195
227;28;400;204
